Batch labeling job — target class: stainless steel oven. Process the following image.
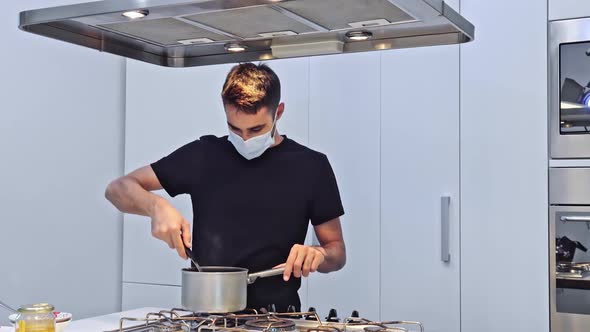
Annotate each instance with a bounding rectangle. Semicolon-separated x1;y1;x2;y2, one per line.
550;168;590;331
550;18;590;158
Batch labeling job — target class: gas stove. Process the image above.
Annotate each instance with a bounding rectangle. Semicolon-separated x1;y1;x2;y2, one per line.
103;308;423;332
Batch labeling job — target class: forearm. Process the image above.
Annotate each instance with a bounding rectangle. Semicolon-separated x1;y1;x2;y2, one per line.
316;240;346;273
105;177;163;217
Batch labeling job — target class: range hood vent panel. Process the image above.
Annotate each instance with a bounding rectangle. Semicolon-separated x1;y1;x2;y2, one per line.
278;0;416;30
19;0;475;68
184;6;317;39
100;18;230;46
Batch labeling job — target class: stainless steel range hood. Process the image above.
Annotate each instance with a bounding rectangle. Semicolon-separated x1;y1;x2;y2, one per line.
19;0;474;68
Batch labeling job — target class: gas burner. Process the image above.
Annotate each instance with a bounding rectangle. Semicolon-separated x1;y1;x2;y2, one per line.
244;319;296;332
306;327;342;332
364;327;387;332
151;322;186;332
362;327;408;332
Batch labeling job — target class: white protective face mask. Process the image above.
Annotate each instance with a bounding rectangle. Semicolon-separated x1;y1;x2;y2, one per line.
227;112;278;160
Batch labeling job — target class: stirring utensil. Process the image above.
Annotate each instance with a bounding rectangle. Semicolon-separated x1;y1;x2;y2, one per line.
0;300;17;313
185;247;202;272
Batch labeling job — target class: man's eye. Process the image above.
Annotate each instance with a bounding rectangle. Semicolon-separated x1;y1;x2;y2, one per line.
250;128;262;133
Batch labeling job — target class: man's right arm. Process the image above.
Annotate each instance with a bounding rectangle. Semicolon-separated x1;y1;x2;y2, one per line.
105;166;191;259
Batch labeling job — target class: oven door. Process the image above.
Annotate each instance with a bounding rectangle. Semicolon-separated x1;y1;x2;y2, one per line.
551;205;590;331
550;18;590;159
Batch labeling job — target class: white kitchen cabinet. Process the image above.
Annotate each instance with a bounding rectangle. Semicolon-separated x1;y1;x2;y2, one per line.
122;282;182;311
549;0;590;21
123;57;311;306
123;60;232;286
307;52;382;320
460;0;548;330
380;45;460;331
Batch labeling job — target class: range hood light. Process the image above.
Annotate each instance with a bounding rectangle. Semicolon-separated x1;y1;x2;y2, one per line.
346;30;373;41
375;42;392;50
225;43;247;53
259;53;274;60
122;10;149;19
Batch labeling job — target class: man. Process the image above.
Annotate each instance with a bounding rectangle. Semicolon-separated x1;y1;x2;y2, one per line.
105;62;346;312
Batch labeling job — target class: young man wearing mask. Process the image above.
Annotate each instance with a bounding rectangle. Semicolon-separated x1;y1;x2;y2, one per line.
105;62;346;312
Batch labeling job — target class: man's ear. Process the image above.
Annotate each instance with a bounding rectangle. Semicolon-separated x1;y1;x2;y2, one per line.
276;102;285;120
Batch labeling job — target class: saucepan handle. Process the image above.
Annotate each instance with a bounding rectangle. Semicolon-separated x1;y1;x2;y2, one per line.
247;267;286;284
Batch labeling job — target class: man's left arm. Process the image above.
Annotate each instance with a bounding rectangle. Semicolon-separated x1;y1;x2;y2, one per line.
281;154;345;281
314;217;346;272
282;218;346;281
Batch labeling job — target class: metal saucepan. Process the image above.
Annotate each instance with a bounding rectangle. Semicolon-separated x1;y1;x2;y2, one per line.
181;266;286;313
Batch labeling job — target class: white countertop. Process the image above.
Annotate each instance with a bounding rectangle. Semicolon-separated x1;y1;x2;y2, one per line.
71;307;172;332
2;307;168;332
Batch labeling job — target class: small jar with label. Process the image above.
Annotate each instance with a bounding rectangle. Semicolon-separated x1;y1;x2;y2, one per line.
15;303;55;332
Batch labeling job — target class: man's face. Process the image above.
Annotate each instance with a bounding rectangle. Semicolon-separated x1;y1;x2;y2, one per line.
225;103;284;140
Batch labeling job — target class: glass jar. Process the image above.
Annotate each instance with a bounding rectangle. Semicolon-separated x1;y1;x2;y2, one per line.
15;303;55;332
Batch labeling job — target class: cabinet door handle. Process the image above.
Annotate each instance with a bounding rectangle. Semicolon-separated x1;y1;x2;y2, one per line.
561;216;590;222
441;196;451;263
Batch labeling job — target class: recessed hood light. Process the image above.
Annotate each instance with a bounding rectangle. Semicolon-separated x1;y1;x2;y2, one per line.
122;10;148;19
225;43;247;53
346;31;373;41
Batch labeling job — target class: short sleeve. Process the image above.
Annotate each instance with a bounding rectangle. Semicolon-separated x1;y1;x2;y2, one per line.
309;155;345;226
150;140;203;197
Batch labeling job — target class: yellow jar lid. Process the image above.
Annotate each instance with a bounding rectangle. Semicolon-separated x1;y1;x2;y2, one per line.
17;303;54;314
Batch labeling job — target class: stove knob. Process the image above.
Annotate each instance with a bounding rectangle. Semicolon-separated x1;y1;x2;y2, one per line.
267;304;277;313
305;307;317;320
351;310;360;318
326;309;340;322
286;305;302;318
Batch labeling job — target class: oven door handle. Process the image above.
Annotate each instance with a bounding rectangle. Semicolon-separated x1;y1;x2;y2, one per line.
561;216;590;222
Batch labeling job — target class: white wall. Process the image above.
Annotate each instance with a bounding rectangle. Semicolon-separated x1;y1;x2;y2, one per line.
460;0;549;331
0;1;125;325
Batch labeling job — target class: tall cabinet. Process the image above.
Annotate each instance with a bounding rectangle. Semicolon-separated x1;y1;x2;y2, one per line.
379;45;460;331
302;45;460;328
307;51;382;320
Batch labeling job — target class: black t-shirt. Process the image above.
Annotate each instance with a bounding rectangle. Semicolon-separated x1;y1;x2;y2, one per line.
150;135;344;312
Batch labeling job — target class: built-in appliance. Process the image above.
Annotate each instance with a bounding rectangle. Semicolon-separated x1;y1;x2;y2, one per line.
550;17;590;158
550;167;590;330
